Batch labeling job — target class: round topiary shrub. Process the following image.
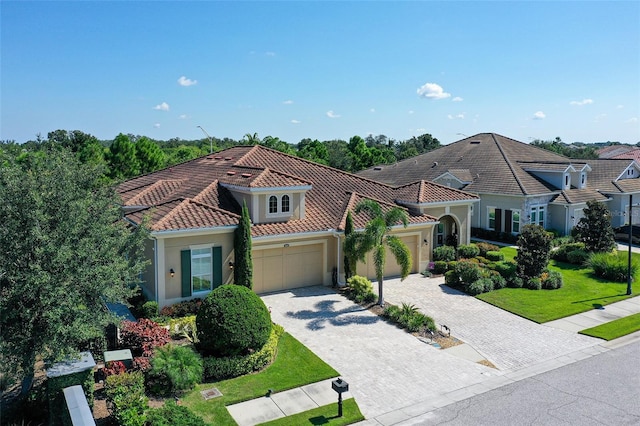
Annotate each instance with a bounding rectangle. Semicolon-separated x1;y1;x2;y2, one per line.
196;285;271;357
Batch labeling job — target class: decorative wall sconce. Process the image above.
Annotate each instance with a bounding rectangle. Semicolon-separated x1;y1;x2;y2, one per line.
169;268;175;278
229;261;234;270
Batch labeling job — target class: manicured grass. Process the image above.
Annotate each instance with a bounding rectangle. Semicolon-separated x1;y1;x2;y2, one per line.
477;250;640;323
258;398;364;426
579;313;640;340
499;246;517;262
181;332;340;425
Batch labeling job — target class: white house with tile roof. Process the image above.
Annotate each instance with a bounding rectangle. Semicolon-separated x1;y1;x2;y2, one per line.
358;133;640;237
117;145;478;307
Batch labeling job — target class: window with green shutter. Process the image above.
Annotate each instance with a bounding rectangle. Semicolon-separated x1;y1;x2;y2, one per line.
181;246;223;297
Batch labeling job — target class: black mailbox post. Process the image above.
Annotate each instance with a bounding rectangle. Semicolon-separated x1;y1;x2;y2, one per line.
331;378;349;417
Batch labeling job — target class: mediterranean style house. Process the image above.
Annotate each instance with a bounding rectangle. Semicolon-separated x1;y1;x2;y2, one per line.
358;133;640;237
116;145;478;307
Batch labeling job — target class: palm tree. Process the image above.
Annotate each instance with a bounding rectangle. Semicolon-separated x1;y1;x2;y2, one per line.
346;199;412;306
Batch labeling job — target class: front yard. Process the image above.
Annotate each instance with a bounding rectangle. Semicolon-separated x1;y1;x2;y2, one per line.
477;248;640;324
180;332;362;425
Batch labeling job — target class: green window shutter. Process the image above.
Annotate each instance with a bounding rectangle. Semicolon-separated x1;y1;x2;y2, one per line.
212;246;222;289
181;249;192;297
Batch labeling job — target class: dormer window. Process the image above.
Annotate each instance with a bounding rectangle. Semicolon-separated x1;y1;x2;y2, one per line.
581;173;586;186
267;194;292;216
564;174;569;188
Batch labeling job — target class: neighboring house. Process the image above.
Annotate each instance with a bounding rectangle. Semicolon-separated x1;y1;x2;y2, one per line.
116;145;478;307
358;133;640;237
597;144;637;159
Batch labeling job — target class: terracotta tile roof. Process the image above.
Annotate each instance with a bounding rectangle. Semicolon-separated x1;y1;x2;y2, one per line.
611;149;640;162
116;145;473;235
358;133;569;196
597;145;636;158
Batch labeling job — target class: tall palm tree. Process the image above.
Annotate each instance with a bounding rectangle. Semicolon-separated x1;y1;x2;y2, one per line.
346;199;412;306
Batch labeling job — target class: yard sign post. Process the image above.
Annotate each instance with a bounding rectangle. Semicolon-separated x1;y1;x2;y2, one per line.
628;194;633;295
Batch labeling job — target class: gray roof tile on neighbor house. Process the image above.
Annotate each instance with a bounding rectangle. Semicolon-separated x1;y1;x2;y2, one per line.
550;188;609;204
116;145;474;235
582;159;636;193
358;133;569;196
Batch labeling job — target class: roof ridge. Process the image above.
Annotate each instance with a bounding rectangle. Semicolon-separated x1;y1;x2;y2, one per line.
126;178;187;205
192;179;219;203
492;134;529;195
152;198;191;230
187;198;242;219
337;193;360;231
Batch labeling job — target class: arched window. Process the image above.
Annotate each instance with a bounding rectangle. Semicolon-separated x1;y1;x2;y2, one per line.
281;195;290;212
269;195;278;213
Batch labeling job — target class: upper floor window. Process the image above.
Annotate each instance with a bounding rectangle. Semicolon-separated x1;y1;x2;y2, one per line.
530;205;546;228
512;210;521;234
581;173;586;185
267;194;292;215
269;195;278;213
565;174;569;187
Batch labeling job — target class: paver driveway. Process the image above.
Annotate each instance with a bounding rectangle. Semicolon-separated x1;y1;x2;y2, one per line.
382;275;600;371
261;286;497;419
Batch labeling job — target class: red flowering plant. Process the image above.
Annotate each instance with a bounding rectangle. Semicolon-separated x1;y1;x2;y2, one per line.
120;318;170;357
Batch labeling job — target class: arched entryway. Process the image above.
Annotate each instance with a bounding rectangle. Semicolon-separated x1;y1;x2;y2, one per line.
433;215;459;248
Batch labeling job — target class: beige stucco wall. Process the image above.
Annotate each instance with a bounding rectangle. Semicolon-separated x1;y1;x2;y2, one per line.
160;231;235;306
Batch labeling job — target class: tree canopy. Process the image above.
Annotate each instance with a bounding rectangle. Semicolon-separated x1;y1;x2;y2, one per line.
0;148;149;391
574;200;616;253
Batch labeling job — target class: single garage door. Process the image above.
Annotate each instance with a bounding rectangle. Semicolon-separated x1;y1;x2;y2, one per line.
358;235;418;280
253;243;324;294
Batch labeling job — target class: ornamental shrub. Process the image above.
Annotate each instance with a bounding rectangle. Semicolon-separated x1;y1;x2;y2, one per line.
457;244;480;259
120;318;170;357
467;278;493;295
433;261;448;275
541;270;564;289
444;270;459;287
508;275;524;288
493;260;517;279
456;260;483;285
160;298;202;318
516;224;552;280
566;249;589;265
489;271;507;289
347;275;376;303
551;242;586;263
433;245;456;262
105;371;147;426
146;399;206;426
383;305;401;323
141;301;159;319
147;345;203;396
588;252;637;282
476;242;500;257
167;315;198;343
196;284;271;357
485;251;504;262
203;324;283;381
526;277;542;290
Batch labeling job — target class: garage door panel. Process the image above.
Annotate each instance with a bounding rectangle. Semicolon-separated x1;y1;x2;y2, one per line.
255;243;324;293
357;236;418;280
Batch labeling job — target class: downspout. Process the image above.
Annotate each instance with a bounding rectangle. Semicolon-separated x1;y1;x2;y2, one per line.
154;237;159;304
333;232;346;287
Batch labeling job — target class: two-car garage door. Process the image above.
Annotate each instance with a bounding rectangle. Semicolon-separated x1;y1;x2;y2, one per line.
253;243;324;294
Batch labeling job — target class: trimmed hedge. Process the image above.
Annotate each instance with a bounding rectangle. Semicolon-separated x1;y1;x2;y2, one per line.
457;244;480;259
105;371;147;426
146;400;206;426
433;245;456;262
196;285;271;357
476;241;500;256
203;324;284;381
433;261;448;275
346;275;376;303
485;251;504;262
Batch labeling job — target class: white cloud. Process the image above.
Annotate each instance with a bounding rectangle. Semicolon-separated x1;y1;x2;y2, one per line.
178;114;188;119
452;96;463;102
617;105;624;109
408;110;414;115
153;123;160;128
283;100;294;105
177;76;197;87
533;111;546;120
448;113;465;120
265;51;276;57
417;82;451;99
153;102;170;111
326;110;340;118
416;128;426;132
570;98;594;106
291;119;301;124
370;108;376;113
626;117;638;123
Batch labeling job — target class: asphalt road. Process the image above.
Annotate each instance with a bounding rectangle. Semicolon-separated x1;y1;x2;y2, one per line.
398;341;640;426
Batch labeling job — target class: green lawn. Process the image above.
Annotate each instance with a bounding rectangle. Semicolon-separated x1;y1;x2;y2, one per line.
579;313;640;340
258;398;364;426
181;332;341;425
476;249;640;323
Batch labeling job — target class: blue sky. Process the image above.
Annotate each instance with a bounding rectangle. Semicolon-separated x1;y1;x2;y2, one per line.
2;1;639;145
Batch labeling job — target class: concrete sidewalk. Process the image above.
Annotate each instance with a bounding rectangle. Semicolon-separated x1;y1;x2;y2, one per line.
227;378;352;426
544;295;640;332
